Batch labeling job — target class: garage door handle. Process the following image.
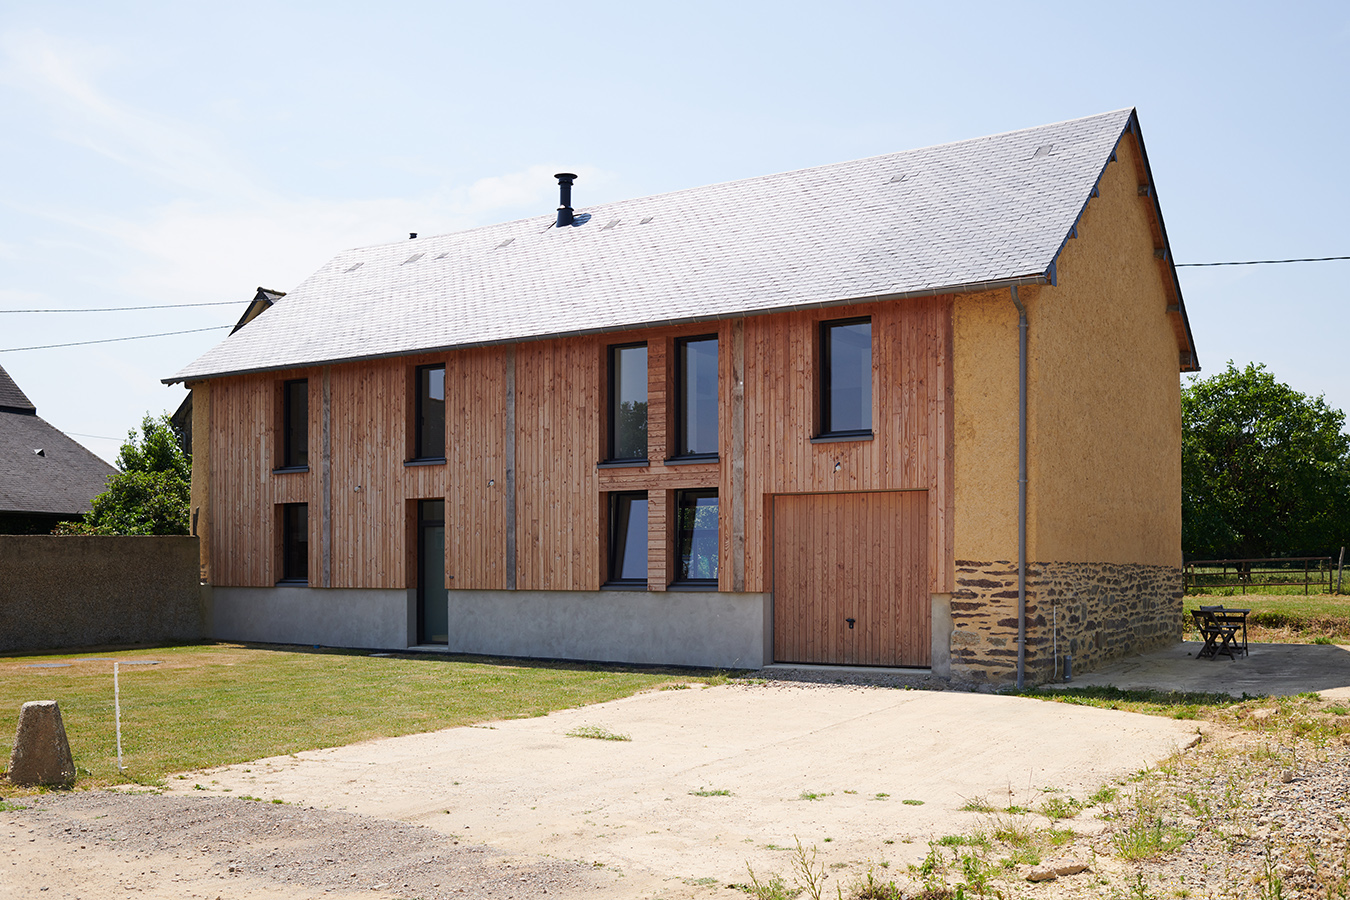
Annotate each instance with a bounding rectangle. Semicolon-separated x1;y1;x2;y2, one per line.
846;618;855;629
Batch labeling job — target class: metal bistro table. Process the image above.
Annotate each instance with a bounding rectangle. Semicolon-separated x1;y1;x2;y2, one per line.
1192;606;1250;660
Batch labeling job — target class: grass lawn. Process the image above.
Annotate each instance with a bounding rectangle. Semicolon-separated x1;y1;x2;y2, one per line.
0;643;711;790
1183;592;1350;642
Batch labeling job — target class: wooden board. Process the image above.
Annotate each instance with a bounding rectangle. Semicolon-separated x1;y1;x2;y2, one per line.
772;490;929;666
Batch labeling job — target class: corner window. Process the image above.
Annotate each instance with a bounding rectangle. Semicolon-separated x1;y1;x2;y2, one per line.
282;379;309;468
674;490;718;585
415;364;446;460
281;503;308;583
607;491;648;586
675;336;718;458
608;343;648;461
820;318;872;437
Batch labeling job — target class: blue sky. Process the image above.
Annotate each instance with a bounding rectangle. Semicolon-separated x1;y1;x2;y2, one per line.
1;1;1347;463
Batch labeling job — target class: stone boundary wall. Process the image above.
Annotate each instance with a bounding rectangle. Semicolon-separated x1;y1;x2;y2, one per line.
0;536;203;653
950;559;1183;684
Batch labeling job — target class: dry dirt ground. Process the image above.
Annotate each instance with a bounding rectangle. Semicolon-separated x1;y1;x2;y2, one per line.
0;678;1210;900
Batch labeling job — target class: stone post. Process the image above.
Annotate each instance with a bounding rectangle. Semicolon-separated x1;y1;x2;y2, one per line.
7;700;76;787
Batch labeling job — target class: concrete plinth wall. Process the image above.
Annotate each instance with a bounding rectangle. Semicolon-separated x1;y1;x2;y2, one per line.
206;585;772;669
447;590;772;670
207;586;412;650
0;535;202;652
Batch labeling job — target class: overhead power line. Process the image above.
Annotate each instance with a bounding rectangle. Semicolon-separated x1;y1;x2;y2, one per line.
1177;255;1350;267
0;325;231;353
0;300;241;313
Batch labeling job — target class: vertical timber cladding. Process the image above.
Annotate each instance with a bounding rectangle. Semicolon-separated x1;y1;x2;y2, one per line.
744;295;954;666
773;491;930;666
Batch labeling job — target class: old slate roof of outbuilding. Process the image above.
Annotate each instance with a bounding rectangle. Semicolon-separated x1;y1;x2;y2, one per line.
169;107;1189;383
0;365;116;517
0;365;36;413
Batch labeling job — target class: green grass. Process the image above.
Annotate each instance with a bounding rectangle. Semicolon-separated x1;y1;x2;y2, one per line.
1182;593;1350;641
0;643;703;788
689;788;732;797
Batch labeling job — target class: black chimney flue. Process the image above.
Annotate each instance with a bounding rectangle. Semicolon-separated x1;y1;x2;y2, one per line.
409;232;417;240
555;173;577;227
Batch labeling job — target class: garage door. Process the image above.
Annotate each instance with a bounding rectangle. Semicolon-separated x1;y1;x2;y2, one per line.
772;490;929;667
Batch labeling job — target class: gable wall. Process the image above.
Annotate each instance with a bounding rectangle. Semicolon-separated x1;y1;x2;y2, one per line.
949;130;1185;682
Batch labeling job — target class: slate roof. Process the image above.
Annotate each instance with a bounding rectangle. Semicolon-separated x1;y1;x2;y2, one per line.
0;365;116;516
170;108;1182;383
0;366;36;413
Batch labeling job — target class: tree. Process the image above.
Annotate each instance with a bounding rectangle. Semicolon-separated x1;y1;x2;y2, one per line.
59;414;191;535
1182;362;1350;560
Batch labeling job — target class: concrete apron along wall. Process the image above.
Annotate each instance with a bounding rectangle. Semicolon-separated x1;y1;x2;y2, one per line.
206;587;773;670
950;560;1184;685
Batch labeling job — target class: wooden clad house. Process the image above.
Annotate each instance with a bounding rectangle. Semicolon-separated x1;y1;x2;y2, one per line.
167;108;1198;684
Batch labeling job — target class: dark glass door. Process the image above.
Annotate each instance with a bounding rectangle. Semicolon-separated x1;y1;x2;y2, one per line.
418;500;448;644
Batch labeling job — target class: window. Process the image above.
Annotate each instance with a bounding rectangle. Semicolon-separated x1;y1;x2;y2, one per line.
608;343;648;461
674;490;718;585
282;379;309;469
674;336;718;458
280;503;308;583
820;318;872;437
414;365;446;460
607;492;648;586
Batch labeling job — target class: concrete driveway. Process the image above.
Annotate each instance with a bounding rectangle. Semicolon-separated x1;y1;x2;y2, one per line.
167;680;1200;899
1052;640;1350;699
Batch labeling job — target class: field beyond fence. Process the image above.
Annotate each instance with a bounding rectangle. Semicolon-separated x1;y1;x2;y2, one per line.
1184;556;1344;596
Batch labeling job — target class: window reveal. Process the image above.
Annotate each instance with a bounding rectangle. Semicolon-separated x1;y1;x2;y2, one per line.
608;491;649;585
608;344;648;461
674;490;718;583
820;319;872;436
675;336;718;458
282;379;309;468
415;364;446;460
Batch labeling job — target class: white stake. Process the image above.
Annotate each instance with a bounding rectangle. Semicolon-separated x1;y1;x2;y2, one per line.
114;662;124;773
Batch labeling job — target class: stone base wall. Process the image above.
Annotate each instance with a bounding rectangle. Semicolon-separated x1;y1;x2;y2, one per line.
950;559;1183;684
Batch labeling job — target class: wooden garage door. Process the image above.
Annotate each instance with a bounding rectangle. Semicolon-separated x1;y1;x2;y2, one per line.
773;490;929;667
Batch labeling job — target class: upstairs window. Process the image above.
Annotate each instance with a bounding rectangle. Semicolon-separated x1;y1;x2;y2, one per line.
675;336;718;458
607;491;649;586
280;503;308;583
608;343;648;462
674;489;719;585
282;379;309;469
820;318;872;437
414;364;446;460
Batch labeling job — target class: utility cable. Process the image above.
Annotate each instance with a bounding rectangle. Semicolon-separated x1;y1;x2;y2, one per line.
0;300;241;313
1176;255;1350;267
0;325;231;353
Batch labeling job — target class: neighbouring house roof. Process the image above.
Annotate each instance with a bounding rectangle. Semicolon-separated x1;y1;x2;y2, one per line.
168;107;1196;384
0;366;36;414
0;364;116;517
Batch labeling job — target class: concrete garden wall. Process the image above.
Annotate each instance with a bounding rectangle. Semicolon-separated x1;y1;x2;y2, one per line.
0;535;203;652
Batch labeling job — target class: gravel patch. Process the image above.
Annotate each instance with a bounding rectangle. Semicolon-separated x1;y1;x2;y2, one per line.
3;792;601;899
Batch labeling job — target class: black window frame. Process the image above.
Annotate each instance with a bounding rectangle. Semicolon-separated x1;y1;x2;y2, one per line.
413;364;447;462
672;488;719;587
606;491;649;588
279;502;309;584
280;379;309;470
818;317;874;440
671;335;719;462
605;342;649;465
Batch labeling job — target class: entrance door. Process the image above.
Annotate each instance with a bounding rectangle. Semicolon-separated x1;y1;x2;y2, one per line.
418;499;448;645
772;490;929;667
